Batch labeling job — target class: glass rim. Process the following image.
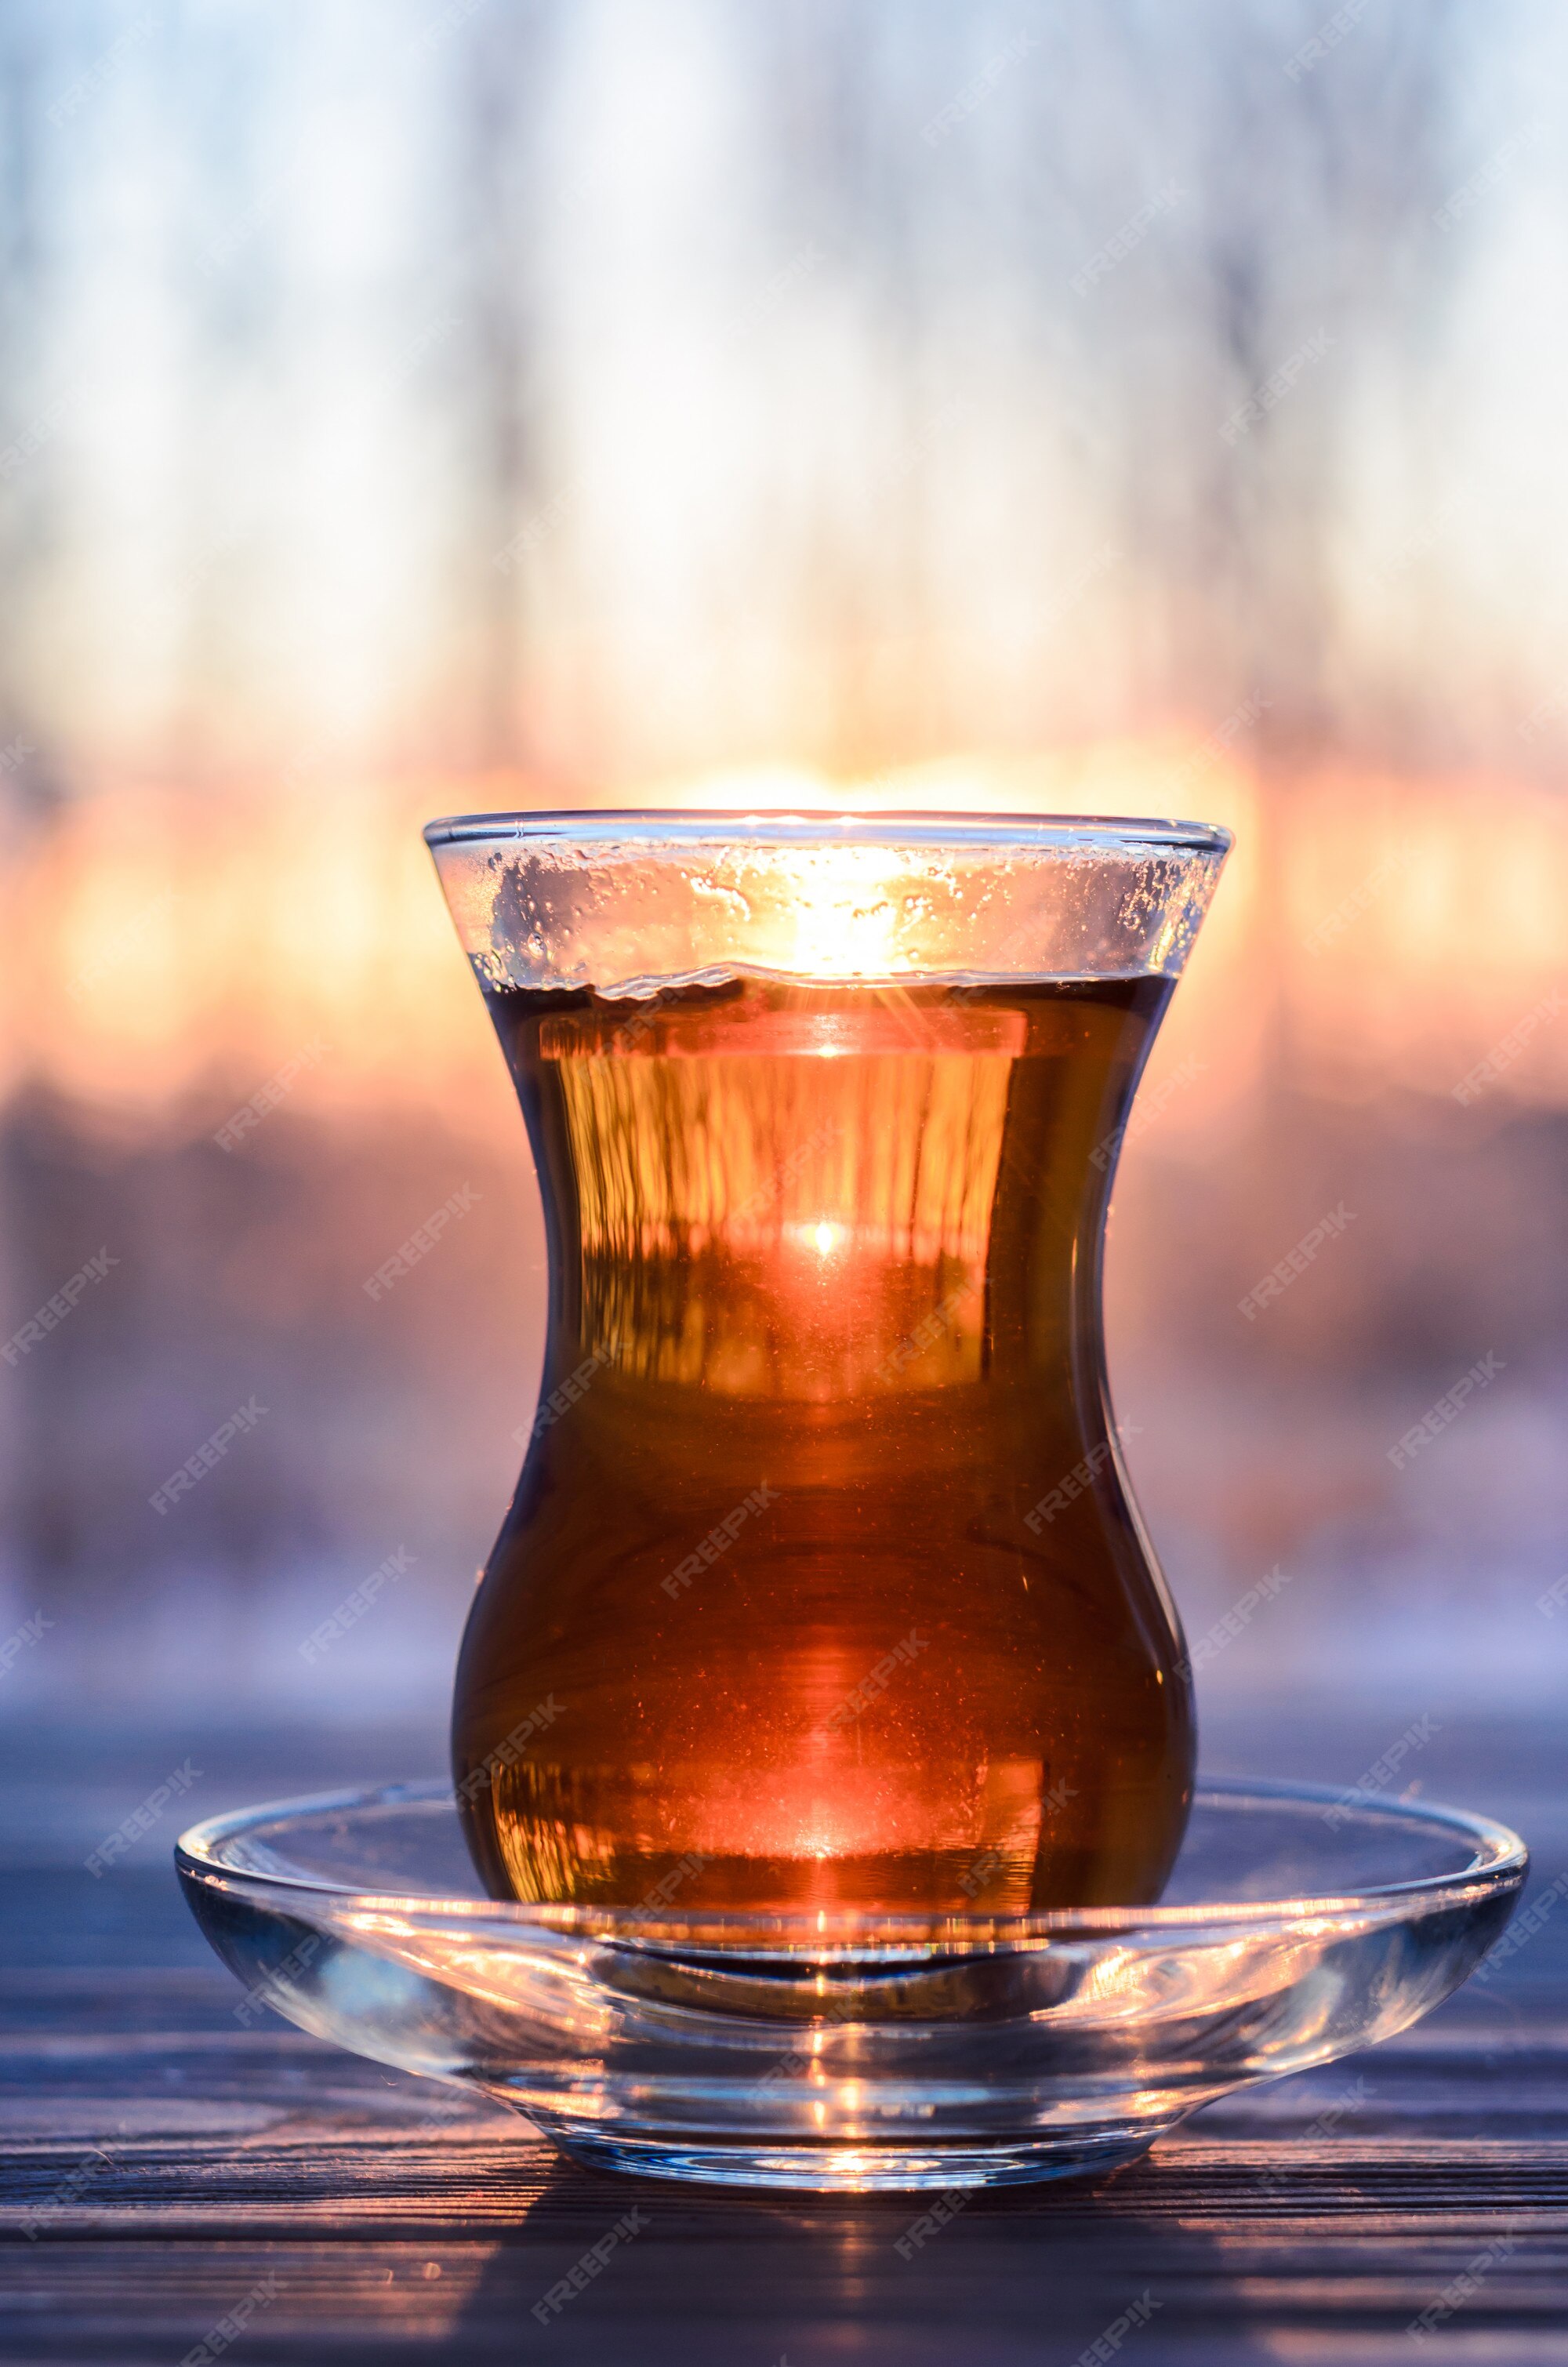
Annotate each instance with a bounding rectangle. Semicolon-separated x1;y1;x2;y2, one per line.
423;807;1234;857
176;1774;1526;1947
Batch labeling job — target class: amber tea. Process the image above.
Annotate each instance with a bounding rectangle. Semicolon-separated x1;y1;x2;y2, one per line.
452;972;1194;1911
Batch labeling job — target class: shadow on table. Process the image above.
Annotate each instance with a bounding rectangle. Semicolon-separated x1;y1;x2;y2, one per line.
441;2144;1247;2366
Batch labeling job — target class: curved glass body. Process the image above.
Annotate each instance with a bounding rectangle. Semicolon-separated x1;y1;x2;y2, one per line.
426;811;1230;1912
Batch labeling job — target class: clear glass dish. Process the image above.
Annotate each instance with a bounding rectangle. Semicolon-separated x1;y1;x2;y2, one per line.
176;1776;1524;2191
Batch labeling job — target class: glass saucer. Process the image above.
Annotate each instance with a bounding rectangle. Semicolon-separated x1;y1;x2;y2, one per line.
175;1777;1524;2192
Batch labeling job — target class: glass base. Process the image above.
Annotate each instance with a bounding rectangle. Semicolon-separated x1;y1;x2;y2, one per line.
548;2127;1160;2191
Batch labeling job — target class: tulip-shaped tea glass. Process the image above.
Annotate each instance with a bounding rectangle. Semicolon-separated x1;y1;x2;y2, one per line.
179;811;1528;2192
426;811;1229;1914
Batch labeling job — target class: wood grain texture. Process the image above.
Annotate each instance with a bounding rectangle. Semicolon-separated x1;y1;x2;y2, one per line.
0;1704;1564;2362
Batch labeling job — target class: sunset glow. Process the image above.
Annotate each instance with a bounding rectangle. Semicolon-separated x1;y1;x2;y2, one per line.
11;748;1568;1149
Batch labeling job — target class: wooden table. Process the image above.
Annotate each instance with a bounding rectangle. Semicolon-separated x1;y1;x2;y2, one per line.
2;1698;1565;2362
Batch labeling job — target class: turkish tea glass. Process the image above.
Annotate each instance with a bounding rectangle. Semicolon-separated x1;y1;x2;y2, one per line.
425;811;1230;1918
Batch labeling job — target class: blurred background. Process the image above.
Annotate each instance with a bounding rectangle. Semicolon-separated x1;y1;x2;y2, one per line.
2;0;1566;1737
